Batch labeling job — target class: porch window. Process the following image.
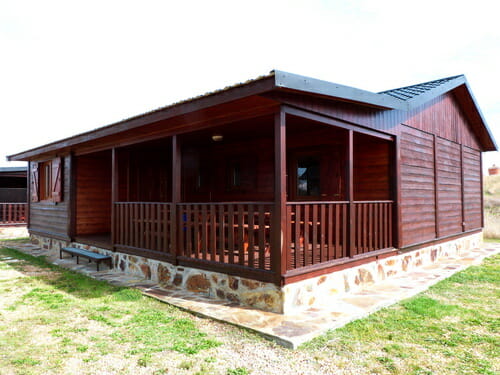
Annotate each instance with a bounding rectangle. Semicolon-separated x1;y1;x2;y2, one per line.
297;156;320;197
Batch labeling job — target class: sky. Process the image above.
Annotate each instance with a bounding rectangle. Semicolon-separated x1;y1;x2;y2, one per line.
1;0;499;173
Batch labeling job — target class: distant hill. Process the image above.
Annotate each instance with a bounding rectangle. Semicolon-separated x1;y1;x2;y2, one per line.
484;174;500;196
484;175;500;238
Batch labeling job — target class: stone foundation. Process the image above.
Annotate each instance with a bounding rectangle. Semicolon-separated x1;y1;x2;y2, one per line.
282;232;482;314
29;234;283;313
30;231;482;314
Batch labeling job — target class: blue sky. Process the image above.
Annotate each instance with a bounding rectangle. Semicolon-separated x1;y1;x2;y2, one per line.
1;0;498;171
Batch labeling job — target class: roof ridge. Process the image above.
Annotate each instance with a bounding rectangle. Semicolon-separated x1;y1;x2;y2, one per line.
379;75;464;101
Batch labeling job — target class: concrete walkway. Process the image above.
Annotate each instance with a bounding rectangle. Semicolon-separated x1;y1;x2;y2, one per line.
2;240;499;348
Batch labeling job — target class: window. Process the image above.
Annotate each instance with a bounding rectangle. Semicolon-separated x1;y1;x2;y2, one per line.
228;162;241;188
226;158;255;191
40;161;52;200
31;158;62;203
297;156;320;197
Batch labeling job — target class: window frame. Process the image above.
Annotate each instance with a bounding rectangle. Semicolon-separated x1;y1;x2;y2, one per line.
39;160;53;201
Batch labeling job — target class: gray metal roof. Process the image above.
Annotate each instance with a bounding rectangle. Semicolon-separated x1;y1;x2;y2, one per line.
379;75;463;101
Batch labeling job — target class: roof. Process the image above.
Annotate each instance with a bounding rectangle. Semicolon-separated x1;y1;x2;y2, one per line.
379;75;463;101
0;166;27;178
7;71;497;160
0;167;27;173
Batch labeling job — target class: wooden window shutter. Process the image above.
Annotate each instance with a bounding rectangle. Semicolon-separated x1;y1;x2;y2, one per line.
31;162;39;202
51;157;63;202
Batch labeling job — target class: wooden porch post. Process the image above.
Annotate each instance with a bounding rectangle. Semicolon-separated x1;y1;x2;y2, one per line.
347;130;355;257
26;162;31;229
273;108;287;281
171;135;181;260
111;148;119;249
433;135;440;240
67;153;76;240
393;136;402;248
480;152;484;228
460;144;466;232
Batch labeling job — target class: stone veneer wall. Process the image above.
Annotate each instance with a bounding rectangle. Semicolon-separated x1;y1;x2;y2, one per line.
30;231;482;314
282;231;482;314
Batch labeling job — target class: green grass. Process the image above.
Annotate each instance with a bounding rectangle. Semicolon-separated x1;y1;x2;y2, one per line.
226;368;250;375
303;254;500;374
0;245;498;374
0;246;221;374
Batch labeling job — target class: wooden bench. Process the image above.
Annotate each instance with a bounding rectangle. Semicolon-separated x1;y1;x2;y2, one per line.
60;247;112;271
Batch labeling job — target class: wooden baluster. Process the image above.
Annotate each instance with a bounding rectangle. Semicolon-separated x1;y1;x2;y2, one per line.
201;205;207;260
327;204;334;261
238;205;245;266
163;205;169;253
284;205;291;270
303;205;310;266
247;204;255;268
320;204;326;262
293;205;299;268
132;203;137;248
228;204;235;264
156;204;161;251
193;205;200;258
218;204;225;263
210;204;217;261
312;204;318;264
259;205;266;270
388;203;393;247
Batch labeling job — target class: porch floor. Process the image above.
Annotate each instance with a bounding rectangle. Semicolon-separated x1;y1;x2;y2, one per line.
74;233;112;250
3;239;499;348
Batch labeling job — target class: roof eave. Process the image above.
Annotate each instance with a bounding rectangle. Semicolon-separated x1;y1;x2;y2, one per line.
274;70;407;111
7;74;278;161
461;79;498;151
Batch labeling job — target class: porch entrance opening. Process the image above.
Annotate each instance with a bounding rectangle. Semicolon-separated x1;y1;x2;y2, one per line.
75;150;112;249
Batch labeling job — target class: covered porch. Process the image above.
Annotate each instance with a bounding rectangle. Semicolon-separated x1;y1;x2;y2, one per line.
74;107;396;284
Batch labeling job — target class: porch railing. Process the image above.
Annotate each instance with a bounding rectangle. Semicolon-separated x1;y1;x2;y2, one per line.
177;202;274;271
113;200;392;278
353;201;393;254
0;203;27;224
286;202;348;270
114;202;172;254
285;200;393;270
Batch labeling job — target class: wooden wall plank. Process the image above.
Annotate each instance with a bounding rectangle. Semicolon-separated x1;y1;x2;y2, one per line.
400;126;436;246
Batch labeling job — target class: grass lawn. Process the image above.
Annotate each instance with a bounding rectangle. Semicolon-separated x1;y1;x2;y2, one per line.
0;245;498;375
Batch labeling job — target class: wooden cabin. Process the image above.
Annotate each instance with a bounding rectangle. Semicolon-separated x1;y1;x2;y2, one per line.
8;71;497;313
0;167;27;225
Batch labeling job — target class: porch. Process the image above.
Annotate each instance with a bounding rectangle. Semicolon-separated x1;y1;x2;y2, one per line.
73;108;396;284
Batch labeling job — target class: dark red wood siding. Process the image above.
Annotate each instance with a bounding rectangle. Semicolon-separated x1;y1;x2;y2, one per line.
400;126;436;246
29;157;71;239
76;151;112;235
436;138;463;236
354;134;391;201
462;146;482;230
406;93;481;150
